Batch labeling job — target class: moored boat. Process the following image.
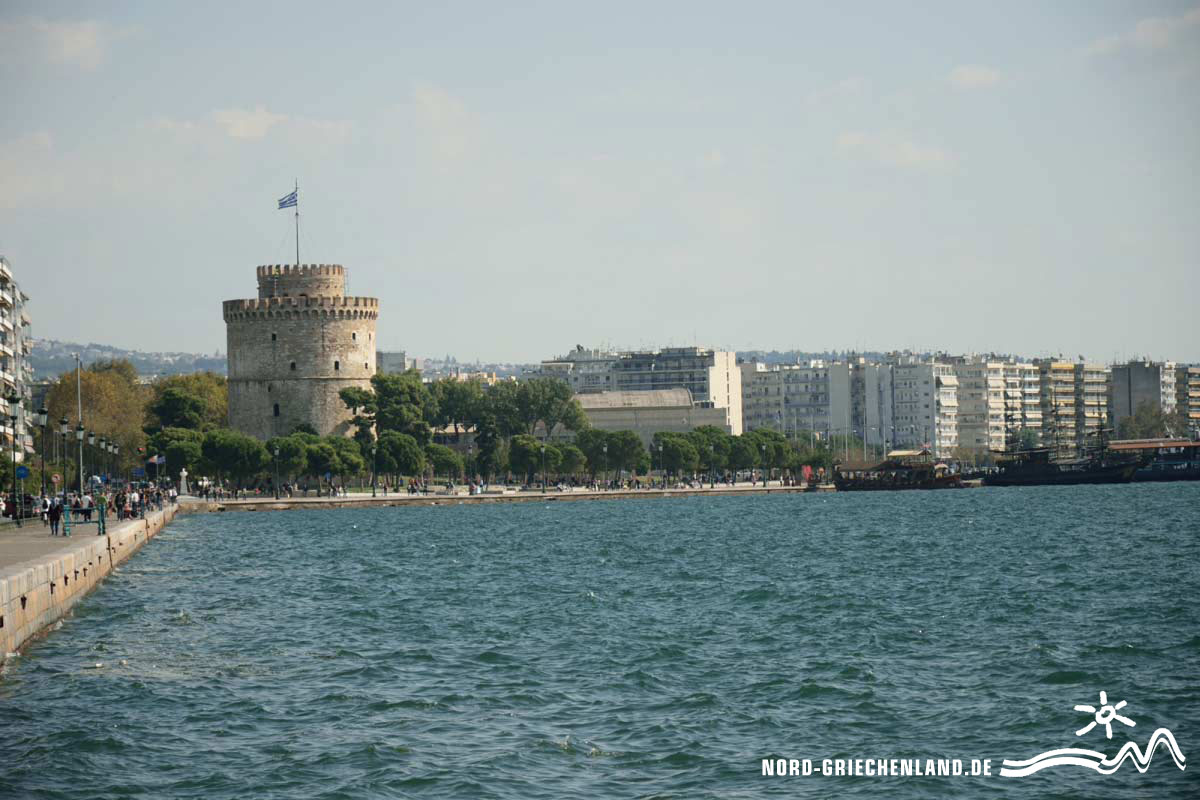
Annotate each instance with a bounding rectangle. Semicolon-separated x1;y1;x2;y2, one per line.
834;449;965;491
982;448;1139;487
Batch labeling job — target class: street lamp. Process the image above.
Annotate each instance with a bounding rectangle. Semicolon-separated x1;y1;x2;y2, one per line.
602;442;608;489
75;423;85;495
59;416;69;493
761;443;768;486
540;443;547;492
36;405;48;497
273;447;281;499
369;444;377;498
98;437;106;484
5;392;21;527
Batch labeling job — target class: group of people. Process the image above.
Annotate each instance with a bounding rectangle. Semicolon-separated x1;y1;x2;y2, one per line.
8;485;180;536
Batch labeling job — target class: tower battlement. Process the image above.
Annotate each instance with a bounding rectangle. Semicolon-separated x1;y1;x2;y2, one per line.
256;263;346;299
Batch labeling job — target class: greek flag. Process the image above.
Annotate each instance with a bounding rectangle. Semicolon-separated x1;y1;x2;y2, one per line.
278;188;298;209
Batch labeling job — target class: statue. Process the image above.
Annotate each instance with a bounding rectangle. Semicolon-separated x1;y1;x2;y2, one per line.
179;468;189;495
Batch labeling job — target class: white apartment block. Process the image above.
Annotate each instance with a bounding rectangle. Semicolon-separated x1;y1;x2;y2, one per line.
0;256;34;462
1177;365;1200;434
951;357;1041;454
740;360;834;437
889;357;959;458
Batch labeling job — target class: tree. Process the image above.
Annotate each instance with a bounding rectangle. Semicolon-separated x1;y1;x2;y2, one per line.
687;425;732;473
371;370;436;445
729;435;760;471
654;432;699;476
266;434;309;481
200;429;269;485
149;427;205;476
509;434;543;482
327;436;366;483
575;429;612;476
378;431;425;478
426;443;464;478
558;444;586;476
606;430;645;475
147;372;228;431
46;361;148;476
430;378;486;434
516;377;588;436
1117;401;1191;440
484;380;526;438
1016;427;1040;450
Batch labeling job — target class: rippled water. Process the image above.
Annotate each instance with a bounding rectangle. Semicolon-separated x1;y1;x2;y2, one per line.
2;484;1198;798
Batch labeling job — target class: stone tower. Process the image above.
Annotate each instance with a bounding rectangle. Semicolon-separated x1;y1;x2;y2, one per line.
224;264;379;440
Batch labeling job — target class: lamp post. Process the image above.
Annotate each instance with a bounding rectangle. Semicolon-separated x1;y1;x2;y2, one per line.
113;443;120;486
75;424;85;495
602;442;608;489
761;442;767;486
98;437;106;485
6;392;21;527
36;406;48;497
59;416;69;493
273;447;281;499
370;444;378;498
540;443;547;492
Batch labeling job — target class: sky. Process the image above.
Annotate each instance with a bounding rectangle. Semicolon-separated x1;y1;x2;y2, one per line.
2;1;1198;363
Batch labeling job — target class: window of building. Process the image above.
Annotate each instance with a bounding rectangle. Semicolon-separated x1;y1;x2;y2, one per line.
352;332;357;341
273;403;280;417
271;332;277;341
290;361;296;371
334;360;340;371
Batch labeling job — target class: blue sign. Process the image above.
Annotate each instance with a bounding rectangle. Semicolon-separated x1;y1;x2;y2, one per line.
15;465;29;479
132;467;146;477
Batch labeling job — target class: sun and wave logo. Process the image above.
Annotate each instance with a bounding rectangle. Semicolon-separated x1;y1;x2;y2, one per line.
1001;690;1187;778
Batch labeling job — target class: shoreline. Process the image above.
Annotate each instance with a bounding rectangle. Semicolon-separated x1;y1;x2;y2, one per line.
206;483;831;512
0;503;188;657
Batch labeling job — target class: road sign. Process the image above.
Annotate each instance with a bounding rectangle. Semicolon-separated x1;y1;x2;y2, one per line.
132;467;146;477
15;466;29;479
51;473;61;484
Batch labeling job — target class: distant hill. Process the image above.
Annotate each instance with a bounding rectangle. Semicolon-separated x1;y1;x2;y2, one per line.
31;339;227;380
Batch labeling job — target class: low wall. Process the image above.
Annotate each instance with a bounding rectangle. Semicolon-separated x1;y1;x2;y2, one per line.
0;504;179;656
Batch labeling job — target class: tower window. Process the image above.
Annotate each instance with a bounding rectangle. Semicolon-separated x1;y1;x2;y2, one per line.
273;403;280;417
290;361;296;371
352;332;357;341
271;333;277;341
334;360;340;371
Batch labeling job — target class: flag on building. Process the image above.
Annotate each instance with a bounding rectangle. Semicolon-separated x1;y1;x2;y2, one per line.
278;188;298;209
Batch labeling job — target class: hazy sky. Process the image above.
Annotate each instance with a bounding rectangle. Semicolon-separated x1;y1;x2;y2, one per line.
2;1;1198;363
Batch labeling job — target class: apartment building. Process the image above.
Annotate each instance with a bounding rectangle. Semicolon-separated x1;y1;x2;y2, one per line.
889;356;958;458
1111;360;1178;428
0;256;35;462
1176;365;1200;434
739;360;834;437
950;357;1041;454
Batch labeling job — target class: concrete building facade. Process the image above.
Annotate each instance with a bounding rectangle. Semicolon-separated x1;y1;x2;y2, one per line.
224;264;378;440
889;357;958;457
0;256;35;462
1177;365;1200;434
739;360;834;437
536;346;742;435
1111;360;1178;429
951;357;1041;454
574;388;732;447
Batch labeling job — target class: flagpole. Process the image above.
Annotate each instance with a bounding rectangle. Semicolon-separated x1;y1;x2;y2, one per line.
294;179;300;268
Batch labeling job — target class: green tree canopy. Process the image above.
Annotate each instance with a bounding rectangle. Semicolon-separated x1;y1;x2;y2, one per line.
378;431;425;477
558;444;586;475
201;429;269;484
606;430;645;474
265;434;310;480
509;434;544;482
653;432;699;475
425;443;464;477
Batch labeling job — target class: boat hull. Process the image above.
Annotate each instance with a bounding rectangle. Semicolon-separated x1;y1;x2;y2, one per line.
983;462;1138;487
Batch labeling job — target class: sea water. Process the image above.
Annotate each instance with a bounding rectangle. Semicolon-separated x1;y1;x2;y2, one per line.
2;484;1197;798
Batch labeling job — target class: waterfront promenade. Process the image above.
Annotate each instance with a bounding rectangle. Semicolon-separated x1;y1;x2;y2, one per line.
211;481;825;512
0;504;183;655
